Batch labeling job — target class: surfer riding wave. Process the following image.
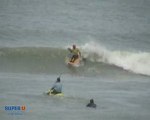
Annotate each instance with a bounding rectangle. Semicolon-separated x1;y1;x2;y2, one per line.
67;44;81;63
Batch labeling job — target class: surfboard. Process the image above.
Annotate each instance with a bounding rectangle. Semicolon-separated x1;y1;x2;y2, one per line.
65;54;82;67
48;93;64;97
45;90;64;97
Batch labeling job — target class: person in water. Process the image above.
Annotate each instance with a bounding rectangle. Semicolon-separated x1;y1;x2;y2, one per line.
68;44;81;62
86;99;97;108
47;77;62;95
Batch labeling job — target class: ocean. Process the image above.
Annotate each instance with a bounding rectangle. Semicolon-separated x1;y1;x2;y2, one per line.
0;0;150;120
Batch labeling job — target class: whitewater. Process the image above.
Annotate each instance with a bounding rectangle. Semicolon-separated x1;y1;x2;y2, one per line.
82;42;150;76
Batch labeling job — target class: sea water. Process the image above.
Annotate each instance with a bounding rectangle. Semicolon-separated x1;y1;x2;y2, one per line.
0;0;150;120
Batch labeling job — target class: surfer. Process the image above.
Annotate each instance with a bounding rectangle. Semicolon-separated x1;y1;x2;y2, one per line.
68;44;81;62
47;77;62;95
86;99;97;108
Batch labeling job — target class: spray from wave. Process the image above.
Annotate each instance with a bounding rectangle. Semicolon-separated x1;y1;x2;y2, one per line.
81;42;150;76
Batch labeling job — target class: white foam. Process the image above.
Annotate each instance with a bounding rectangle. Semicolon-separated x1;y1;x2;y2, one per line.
81;42;150;76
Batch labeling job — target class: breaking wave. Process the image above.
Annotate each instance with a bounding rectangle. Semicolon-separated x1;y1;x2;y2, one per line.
0;42;150;76
81;42;150;76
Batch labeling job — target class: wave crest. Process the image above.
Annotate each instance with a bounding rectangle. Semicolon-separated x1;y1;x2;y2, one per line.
81;42;150;76
0;43;150;76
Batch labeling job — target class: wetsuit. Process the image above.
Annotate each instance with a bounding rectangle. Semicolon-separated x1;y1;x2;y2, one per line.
69;48;81;62
51;82;62;94
86;103;96;108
